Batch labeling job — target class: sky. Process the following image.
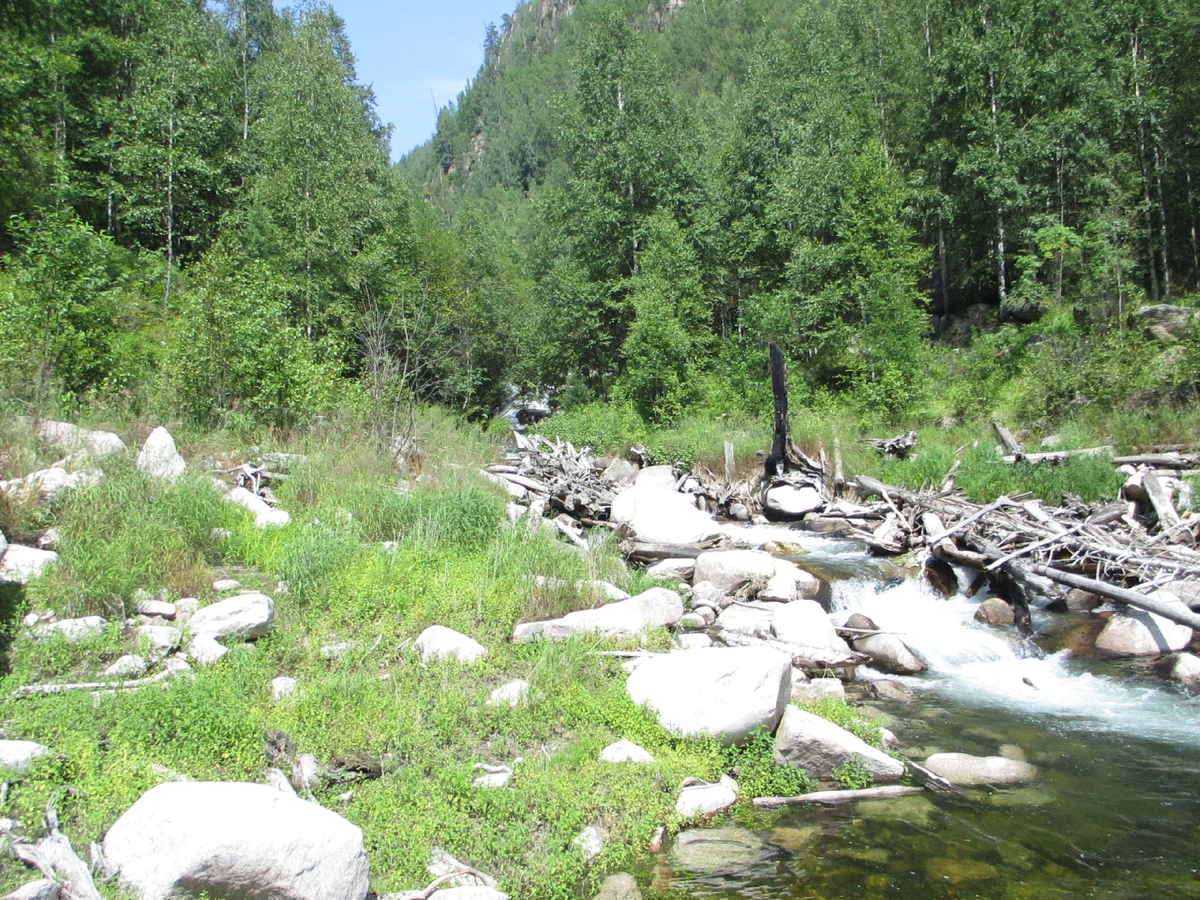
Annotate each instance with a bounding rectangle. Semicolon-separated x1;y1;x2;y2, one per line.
325;0;521;160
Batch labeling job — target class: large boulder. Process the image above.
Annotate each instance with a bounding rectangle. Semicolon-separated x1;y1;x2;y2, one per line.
1136;304;1199;342
771;600;847;655
103;781;368;900
225;487;291;527
136;426;186;482
24;418;126;458
0;546;58;584
1094;594;1193;657
188;592;275;642
513;588;683;642
924;752;1037;785
693;550;777;593
764;485;824;520
610;487;722;545
0;466;100;504
852;633;927;675
676;775;738;818
414;625;488;665
772;706;904;782
1163;652;1200;687
32;616;106;642
713;602;776;638
625;647;792;745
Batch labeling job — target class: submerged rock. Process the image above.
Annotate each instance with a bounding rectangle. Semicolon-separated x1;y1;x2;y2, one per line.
593;872;642;900
670;827;767;876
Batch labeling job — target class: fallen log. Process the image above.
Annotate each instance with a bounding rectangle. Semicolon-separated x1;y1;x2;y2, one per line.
1001;446;1113;465
753;785;924;808
1026;566;1200;631
860;431;918;460
621;538;724;563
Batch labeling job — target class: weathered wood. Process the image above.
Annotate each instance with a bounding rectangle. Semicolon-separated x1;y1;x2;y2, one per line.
1001;446;1112;465
766;342;791;478
1113;452;1199;467
860;431;918;459
622;538;723;563
754;785;924;809
1142;472;1182;530
724;441;735;486
993;422;1024;456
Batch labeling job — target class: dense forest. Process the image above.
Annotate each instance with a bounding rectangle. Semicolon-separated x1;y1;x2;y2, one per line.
2;0;1199;434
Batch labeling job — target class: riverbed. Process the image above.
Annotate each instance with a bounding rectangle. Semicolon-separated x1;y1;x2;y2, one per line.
646;527;1200;899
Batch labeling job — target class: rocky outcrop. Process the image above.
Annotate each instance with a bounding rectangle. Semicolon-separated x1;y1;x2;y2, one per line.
772;706;904;782
625;646;792;745
103;782;369;900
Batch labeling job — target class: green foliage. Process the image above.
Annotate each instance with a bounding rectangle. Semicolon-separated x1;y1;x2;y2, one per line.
798;697;883;749
722;727;811;800
832;758;874;790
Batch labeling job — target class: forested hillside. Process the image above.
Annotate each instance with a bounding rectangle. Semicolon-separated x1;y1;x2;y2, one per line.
2;0;1199;435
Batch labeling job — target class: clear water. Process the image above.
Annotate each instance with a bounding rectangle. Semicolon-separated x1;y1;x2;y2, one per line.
652;525;1200;899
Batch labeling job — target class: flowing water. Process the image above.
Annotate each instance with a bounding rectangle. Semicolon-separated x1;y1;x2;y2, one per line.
647;526;1200;899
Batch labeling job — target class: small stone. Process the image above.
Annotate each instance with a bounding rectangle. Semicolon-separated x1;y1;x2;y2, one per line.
137;625;181;661
600;740;654;764
974;598;1015;626
32;616;106;642
678;612;708;629
136;599;176;620
189;634;228;666
103;655;149;679
870;680;916;702
0;740;51;774
174;598;200;621
36;528;61;550
675;633;713;649
212;579;242;592
415;626;488;665
211;527;233;540
271;677;298;701
473;765;512;789
162;656;192;675
573;824;606;861
321;641;357;660
924;752;1037;785
21;613;39;628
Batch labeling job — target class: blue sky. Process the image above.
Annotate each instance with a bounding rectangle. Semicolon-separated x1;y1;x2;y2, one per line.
325;0;521;160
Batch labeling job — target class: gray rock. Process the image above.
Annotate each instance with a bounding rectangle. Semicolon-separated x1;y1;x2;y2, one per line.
136;426;186;482
472;764;512;789
103;655;149;679
174;598;199;621
689;581;727;611
676;775;738;818
773;707;904;782
212;579;242;592
675;633;713;649
573;824;606;860
0;466;100;504
670;827;767;876
1095;594;1193;656
791;677;845;703
772;601;852;657
0;546;58;584
678;612;708;629
189;634;228;666
513;588;682;642
2;879;61;900
271;677;298;701
602;458;639;484
225;487;290;527
427;848;499;891
188;592;275;642
643;558;695;582
415;626;488;665
25;419;126;459
0;740;50;774
1164;652;1200;687
693;550;778;593
599;740;654;764
974;598;1015;626
135;599;176;620
1063;588;1104;612
610;486;722;545
626;646;792;745
1136;303;1199;342
852;633;926;675
32;616;106;642
103;781;368;900
764;485;824;519
36;527;61;550
487;680;529;707
136;625;181;661
714;602;776;638
924;752;1037;785
632;465;678;491
870;680;916;703
593;872;641;900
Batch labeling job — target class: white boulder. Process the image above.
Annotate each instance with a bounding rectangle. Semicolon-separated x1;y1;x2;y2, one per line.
600;740;654;764
32;616;106;642
610;487;722;545
188;592;275;642
643;558;695;581
1095;596;1194;656
189;634;228;666
1167;652;1200;686
764;485;824;519
0;466;100;504
103;781;369;900
0;546;58;584
136;625;181;661
773;707;904;782
27;419;126;458
272;677;298;700
676;775;738;818
693;550;777;592
225;487;291;527
136;426;186;482
104;655;149;679
487;680;529;707
414;625;488;665
791;677;845;703
513;588;683;642
771;601;850;656
625;647;792;745
0;740;50;773
924;752;1037;785
852;632;927;674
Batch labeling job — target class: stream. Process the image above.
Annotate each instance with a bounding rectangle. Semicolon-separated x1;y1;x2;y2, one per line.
645;526;1200;899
